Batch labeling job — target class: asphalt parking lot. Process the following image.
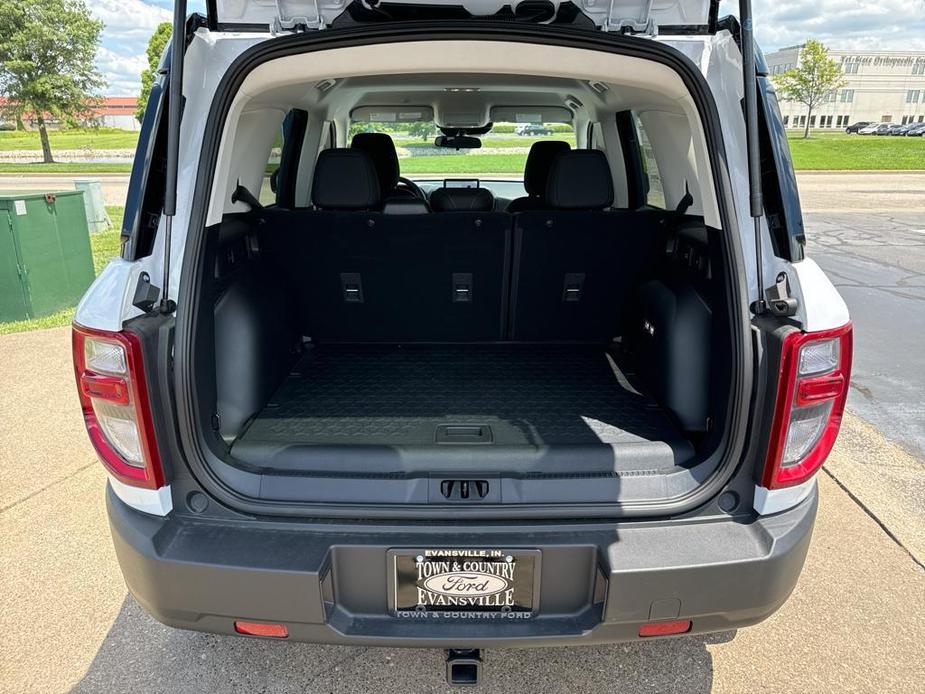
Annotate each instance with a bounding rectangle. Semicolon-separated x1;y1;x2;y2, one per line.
1;173;924;693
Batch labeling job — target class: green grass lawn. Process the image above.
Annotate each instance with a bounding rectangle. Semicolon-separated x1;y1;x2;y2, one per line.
0;162;133;174
785;133;925;170
0;206;124;336
399;153;526;174
0;127;139;152
3;137;921;175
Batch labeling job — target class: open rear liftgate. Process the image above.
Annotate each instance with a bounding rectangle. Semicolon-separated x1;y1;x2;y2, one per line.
162;0;769;685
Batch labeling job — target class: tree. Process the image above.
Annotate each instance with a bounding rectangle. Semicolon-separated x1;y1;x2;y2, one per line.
773;39;846;139
0;0;104;163
137;22;172;123
406;121;437;140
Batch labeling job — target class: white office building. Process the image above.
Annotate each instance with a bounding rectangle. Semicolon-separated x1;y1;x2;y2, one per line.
765;46;925;129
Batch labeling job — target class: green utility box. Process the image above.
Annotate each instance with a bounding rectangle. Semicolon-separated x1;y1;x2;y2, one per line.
0;191;96;322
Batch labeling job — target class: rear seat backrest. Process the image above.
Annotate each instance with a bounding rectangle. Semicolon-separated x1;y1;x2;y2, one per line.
271;148;510;342
510;150;662;342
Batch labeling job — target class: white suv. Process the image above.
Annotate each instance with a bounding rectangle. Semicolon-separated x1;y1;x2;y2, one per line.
73;0;851;684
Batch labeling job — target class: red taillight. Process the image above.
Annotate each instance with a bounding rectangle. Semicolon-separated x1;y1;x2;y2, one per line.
234;621;289;638
639;620;692;637
72;323;165;490
762;322;853;490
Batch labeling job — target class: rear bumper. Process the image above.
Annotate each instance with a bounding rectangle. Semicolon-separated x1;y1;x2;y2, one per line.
107;483;817;647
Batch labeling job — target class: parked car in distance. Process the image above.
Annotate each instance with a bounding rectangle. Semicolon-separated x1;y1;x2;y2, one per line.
514;123;555;136
858;123;892;135
904;123;925;136
844;121;871;133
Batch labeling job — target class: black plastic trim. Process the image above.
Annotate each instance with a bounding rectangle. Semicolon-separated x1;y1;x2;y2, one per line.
174;23;753;520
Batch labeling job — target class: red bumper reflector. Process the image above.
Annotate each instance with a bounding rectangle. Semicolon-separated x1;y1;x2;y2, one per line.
639;620;692;637
234;621;289;638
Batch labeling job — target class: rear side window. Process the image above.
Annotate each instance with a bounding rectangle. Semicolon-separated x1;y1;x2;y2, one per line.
258;132;282;205
122;76;168;260
633;115;666;209
260;109;308;208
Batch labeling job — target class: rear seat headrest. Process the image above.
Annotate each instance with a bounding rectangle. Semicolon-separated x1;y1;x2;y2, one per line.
311;148;380;210
429;187;495;212
546;150;614;210
351;132;401;193
523;140;571;196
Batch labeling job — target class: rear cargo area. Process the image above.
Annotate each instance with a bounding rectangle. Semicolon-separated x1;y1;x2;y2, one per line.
231;344;694;474
184;59;740;508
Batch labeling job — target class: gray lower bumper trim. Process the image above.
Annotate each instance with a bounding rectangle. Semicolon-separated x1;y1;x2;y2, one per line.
107;485;816;647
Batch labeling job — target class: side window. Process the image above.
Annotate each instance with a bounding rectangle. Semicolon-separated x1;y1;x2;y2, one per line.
756;75;805;260
258;128;283;206
122;73;168;260
261;109;308;208
632;114;666;209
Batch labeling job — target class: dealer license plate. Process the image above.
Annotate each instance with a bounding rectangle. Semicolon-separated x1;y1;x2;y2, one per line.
390;548;539;616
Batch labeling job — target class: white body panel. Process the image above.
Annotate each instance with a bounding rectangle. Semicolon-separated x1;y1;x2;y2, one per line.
108;476;174;516
789;258;851;332
753;478;816;516
75;259;146;331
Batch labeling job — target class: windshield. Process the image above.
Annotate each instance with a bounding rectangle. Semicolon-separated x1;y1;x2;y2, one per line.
348;119;576;199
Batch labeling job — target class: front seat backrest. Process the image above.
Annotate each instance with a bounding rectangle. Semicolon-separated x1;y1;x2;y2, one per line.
350;132;415;199
506;140;571;213
545;149;614;210
311;148;381;211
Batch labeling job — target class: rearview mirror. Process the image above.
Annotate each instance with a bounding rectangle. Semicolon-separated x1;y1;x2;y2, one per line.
434;135;482;150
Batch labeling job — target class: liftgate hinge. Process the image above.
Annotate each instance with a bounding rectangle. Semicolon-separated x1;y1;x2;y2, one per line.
599;0;658;35
765;271;799;318
271;0;326;33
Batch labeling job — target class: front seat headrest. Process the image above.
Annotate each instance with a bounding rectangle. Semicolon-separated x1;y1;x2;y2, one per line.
311;149;381;210
429;187;495;212
546;150;614;210
351;132;401;194
523;140;571;196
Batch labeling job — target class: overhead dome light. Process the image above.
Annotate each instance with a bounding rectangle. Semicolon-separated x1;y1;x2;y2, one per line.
445;87;480;93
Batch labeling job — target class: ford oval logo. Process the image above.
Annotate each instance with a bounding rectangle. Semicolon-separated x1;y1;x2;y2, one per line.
422;572;511;598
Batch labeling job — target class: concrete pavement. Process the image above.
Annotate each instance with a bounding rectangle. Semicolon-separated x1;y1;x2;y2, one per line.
805;212;925;460
0;327;923;693
0;173;131;207
795;172;925;213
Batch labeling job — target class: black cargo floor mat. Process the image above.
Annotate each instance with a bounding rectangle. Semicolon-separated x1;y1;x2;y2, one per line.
233;345;694;471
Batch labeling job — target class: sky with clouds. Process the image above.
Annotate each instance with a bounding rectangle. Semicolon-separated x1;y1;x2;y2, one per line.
92;0;925;96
